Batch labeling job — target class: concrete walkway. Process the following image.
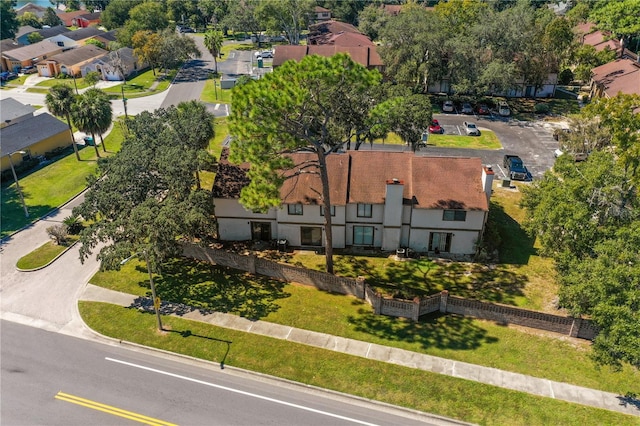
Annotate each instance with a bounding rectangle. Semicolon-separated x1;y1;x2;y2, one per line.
79;284;640;418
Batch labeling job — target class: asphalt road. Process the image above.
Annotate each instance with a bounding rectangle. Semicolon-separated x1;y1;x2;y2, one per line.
1;320;445;426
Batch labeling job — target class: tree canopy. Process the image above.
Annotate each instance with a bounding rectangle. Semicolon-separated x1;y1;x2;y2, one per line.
1;0;19;40
74;103;217;271
521;94;640;370
256;0;314;45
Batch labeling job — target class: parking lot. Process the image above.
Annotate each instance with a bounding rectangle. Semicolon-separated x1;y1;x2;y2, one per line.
420;113;563;181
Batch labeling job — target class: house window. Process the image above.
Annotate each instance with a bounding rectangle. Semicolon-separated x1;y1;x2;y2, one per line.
288;204;303;215
301;226;322;246
443;210;466;221
353;226;374;246
357;203;372;218
320;205;335;216
251;222;271;241
429;232;452;253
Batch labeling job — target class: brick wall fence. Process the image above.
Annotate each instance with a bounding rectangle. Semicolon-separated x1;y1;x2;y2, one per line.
182;243;598;340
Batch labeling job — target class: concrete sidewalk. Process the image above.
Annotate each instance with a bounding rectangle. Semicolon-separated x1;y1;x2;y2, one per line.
80;284;640;418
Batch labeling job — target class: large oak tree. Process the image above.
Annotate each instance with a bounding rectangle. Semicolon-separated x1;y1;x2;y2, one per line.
74;103;217;272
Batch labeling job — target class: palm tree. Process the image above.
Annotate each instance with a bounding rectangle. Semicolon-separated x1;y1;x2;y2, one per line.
87;88;113;153
71;89;112;158
203;30;224;74
45;84;80;161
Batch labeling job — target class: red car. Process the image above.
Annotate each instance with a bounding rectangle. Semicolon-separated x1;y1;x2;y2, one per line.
476;104;490;115
428;119;444;134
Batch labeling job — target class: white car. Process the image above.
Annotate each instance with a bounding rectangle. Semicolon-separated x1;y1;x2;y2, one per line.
260;50;273;58
463;121;480;136
442;100;454;113
498;101;511;116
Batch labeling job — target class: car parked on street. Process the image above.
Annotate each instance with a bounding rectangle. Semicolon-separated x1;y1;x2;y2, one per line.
260;50;273;58
461;102;473;114
463;121;480;136
442;100;454;113
428;119;444;134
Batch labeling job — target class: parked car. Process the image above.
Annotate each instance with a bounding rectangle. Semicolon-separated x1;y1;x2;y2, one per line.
463;121;480;136
178;26;195;33
442;100;454;113
504;154;528;180
461;102;473;114
554;149;589;162
260;50;273;58
0;71;18;81
20;66;37;74
476;104;490;115
498;101;511;116
428;119;444;134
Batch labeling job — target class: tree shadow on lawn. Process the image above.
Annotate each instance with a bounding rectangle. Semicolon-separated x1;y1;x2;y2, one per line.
489;200;537;265
133;258;290;321
339;255;528;306
348;310;497;351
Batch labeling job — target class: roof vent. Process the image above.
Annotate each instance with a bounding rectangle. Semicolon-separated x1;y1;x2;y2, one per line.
392;178;399;183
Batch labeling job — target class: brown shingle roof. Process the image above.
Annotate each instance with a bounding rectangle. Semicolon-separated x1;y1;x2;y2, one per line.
214;149;488;211
308;20;361;45
273;45;382;68
591;59;640;97
325;32;374;47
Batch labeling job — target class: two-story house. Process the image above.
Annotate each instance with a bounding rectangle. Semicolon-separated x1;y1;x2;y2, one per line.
213;149;493;257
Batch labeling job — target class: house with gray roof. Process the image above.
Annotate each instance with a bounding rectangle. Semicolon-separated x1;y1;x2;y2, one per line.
85;47;144;81
17;25;70;45
37;44;108;77
0;40;25;71
0;99;71;173
1;40;63;72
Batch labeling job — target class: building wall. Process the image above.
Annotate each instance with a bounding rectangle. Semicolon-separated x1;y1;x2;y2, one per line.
0;130;70;172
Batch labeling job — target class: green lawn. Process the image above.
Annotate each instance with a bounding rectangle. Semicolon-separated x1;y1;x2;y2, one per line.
428;130;502;149
16;237;78;270
200;78;232;104
35;77;91;90
102;69;176;98
88;252;640;397
1;122;126;238
79;302;637;426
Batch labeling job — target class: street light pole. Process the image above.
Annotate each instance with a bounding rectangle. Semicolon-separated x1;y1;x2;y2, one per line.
7;152;29;218
121;250;162;331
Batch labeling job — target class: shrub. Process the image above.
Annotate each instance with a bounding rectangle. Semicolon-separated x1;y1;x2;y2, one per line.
534;103;550;114
558;68;574;85
47;224;68;245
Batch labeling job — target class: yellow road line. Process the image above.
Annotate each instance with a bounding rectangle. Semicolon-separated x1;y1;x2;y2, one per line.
55;391;177;426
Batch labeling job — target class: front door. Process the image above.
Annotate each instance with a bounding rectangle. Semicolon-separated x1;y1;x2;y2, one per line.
251;222;271;241
429;232;452;253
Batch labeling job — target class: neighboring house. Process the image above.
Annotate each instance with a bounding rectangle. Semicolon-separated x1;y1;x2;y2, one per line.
17;25;70;45
313;6;331;22
45;27;104;50
427;72;559;98
308;20;362;45
37;44;108;77
0;98;35;129
323;31;375;47
1;40;63;72
74;12;102;28
56;10;86;27
0;39;25;71
575;22;622;55
590;58;640;99
14;25;38;45
273;45;384;72
90;29;117;48
85;47;143;81
0;99;70;173
213;149;493;257
15;2;48;19
380;4;403;15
